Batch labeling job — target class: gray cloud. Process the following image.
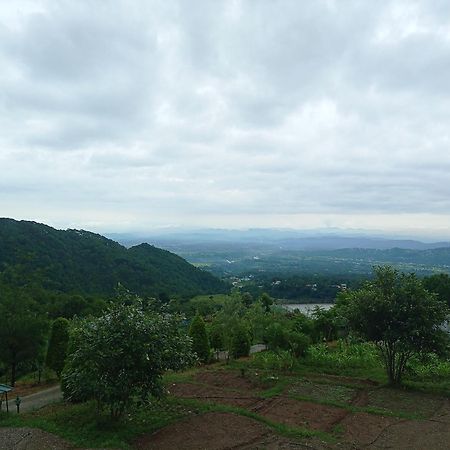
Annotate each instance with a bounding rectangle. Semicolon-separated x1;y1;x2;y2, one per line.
1;0;450;236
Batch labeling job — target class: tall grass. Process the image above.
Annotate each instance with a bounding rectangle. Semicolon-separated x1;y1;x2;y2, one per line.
305;341;380;371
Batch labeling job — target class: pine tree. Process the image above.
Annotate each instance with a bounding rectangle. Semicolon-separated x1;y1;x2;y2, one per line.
189;314;210;363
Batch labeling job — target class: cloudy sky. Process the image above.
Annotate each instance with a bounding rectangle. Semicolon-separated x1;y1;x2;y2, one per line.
1;0;450;237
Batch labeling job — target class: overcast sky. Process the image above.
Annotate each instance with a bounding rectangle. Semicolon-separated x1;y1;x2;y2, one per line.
1;0;450;238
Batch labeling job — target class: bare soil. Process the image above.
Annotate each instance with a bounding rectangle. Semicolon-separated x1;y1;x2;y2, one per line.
155;369;450;450
169;382;260;408
256;397;346;432
134;411;337;450
134;412;272;450
194;370;264;392
0;427;75;450
4;368;449;449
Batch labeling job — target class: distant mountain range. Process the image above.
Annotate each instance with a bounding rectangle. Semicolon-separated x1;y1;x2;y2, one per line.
0;218;225;297
106;228;450;277
108;228;450;251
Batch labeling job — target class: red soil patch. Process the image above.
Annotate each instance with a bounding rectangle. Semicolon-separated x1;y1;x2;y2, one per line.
194;370;262;392
256;397;346;432
369;418;450;450
350;389;369;407
168;382;260;408
134;412;271;450
339;412;398;447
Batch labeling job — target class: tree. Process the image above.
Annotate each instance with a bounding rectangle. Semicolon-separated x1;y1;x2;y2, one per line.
260;293;274;313
423;273;450;307
62;297;194;418
312;307;337;342
345;266;449;386
0;292;48;386
266;320;310;357
211;293;247;356
189;313;210;363
241;292;253;308
245;300;269;343
46;318;70;378
230;324;251;359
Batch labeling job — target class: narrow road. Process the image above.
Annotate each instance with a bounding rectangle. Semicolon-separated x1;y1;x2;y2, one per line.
4;385;62;414
216;344;268;361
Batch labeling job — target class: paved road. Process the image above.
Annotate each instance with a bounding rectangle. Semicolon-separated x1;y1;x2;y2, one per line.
215;343;267;361
2;385;62;414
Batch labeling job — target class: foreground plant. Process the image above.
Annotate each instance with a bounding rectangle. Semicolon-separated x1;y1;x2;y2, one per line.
345;266;449;386
62;295;195;419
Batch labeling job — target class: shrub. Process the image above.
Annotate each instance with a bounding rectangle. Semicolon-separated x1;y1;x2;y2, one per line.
62;298;194;418
286;331;310;358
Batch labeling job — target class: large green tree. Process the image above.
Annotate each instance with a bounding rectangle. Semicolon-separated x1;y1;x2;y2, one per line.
46;318;70;378
0;292;48;386
62;297;194;418
423;273;450;307
345;266;449;386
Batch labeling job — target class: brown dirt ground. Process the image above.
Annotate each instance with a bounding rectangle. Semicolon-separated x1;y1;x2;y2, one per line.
0;427;75;450
256;397;347;432
5;369;449;450
161;369;450;450
134;411;271;450
338;412;399;447
168;382;260;408
134;411;336;450
194;370;264;392
366;387;444;418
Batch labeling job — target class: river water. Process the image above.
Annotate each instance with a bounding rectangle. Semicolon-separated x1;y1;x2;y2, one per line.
281;303;334;315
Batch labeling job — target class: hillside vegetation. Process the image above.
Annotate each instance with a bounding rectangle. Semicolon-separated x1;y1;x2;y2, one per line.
0;218;226;299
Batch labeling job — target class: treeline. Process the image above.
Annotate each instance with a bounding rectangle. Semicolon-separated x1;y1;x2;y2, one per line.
240;273;366;302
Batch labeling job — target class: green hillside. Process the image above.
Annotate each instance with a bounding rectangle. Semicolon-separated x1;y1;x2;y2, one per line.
0;218;226;298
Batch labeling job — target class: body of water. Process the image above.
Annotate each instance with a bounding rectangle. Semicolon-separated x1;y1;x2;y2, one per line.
281;303;334;315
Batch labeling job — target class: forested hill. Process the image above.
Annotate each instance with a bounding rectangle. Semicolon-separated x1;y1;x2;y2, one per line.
0;218;226;298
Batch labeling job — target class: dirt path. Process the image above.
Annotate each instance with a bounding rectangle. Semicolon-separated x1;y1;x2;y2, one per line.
5;385;62;414
0;427;75;450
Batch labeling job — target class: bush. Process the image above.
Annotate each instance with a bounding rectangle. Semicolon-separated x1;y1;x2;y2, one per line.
406;353;450;381
266;322;288;351
62;298;194;418
266;323;310;358
286;331;310;358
